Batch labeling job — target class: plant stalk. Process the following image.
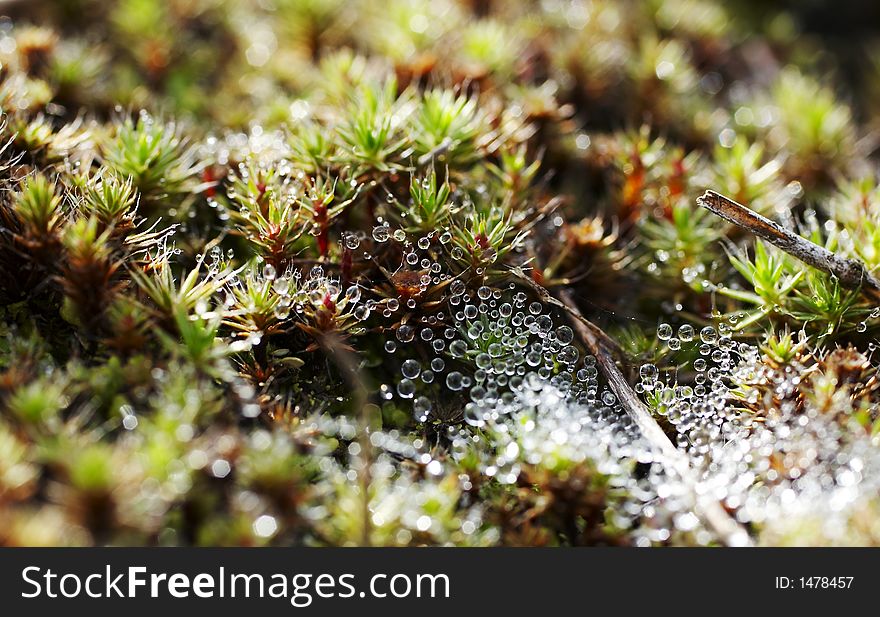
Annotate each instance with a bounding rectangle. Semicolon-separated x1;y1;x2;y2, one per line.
698;190;880;301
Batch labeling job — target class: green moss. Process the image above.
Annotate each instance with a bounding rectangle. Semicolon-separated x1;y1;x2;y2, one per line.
1;0;880;547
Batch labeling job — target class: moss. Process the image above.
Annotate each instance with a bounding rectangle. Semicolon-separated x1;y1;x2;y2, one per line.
1;0;880;546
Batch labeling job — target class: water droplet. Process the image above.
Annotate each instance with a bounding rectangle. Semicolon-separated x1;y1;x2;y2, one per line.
700;326;718;344
372;226;390;242
446;371;464;390
475;353;492;369
397;379;416;398
640;364;658;381
678;324;695;342
449;340;467;357
413;396;432;419
556;326;574;345
344;233;360;250
402;359;422;379
396;325;415;342
657;323;673;340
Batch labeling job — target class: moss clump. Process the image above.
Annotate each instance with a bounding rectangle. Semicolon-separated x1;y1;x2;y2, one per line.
2;1;880;546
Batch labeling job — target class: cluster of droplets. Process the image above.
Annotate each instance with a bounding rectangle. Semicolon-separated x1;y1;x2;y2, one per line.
370;226;454;304
451;372;719;545
289;265;368;320
451;292;597;423
639;319;880;543
382;288;726;543
201;126;292;168
389;285;628;433
371;221;453;249
638;321;752;458
383;284;603;423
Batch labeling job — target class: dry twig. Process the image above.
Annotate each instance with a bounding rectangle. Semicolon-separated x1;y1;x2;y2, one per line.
698;190;880;301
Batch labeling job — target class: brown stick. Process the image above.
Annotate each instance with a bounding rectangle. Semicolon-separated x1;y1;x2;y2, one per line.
698;190;880;300
512;268;751;546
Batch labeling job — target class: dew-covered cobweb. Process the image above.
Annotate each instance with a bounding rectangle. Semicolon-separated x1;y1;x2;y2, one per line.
224;223;880;546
